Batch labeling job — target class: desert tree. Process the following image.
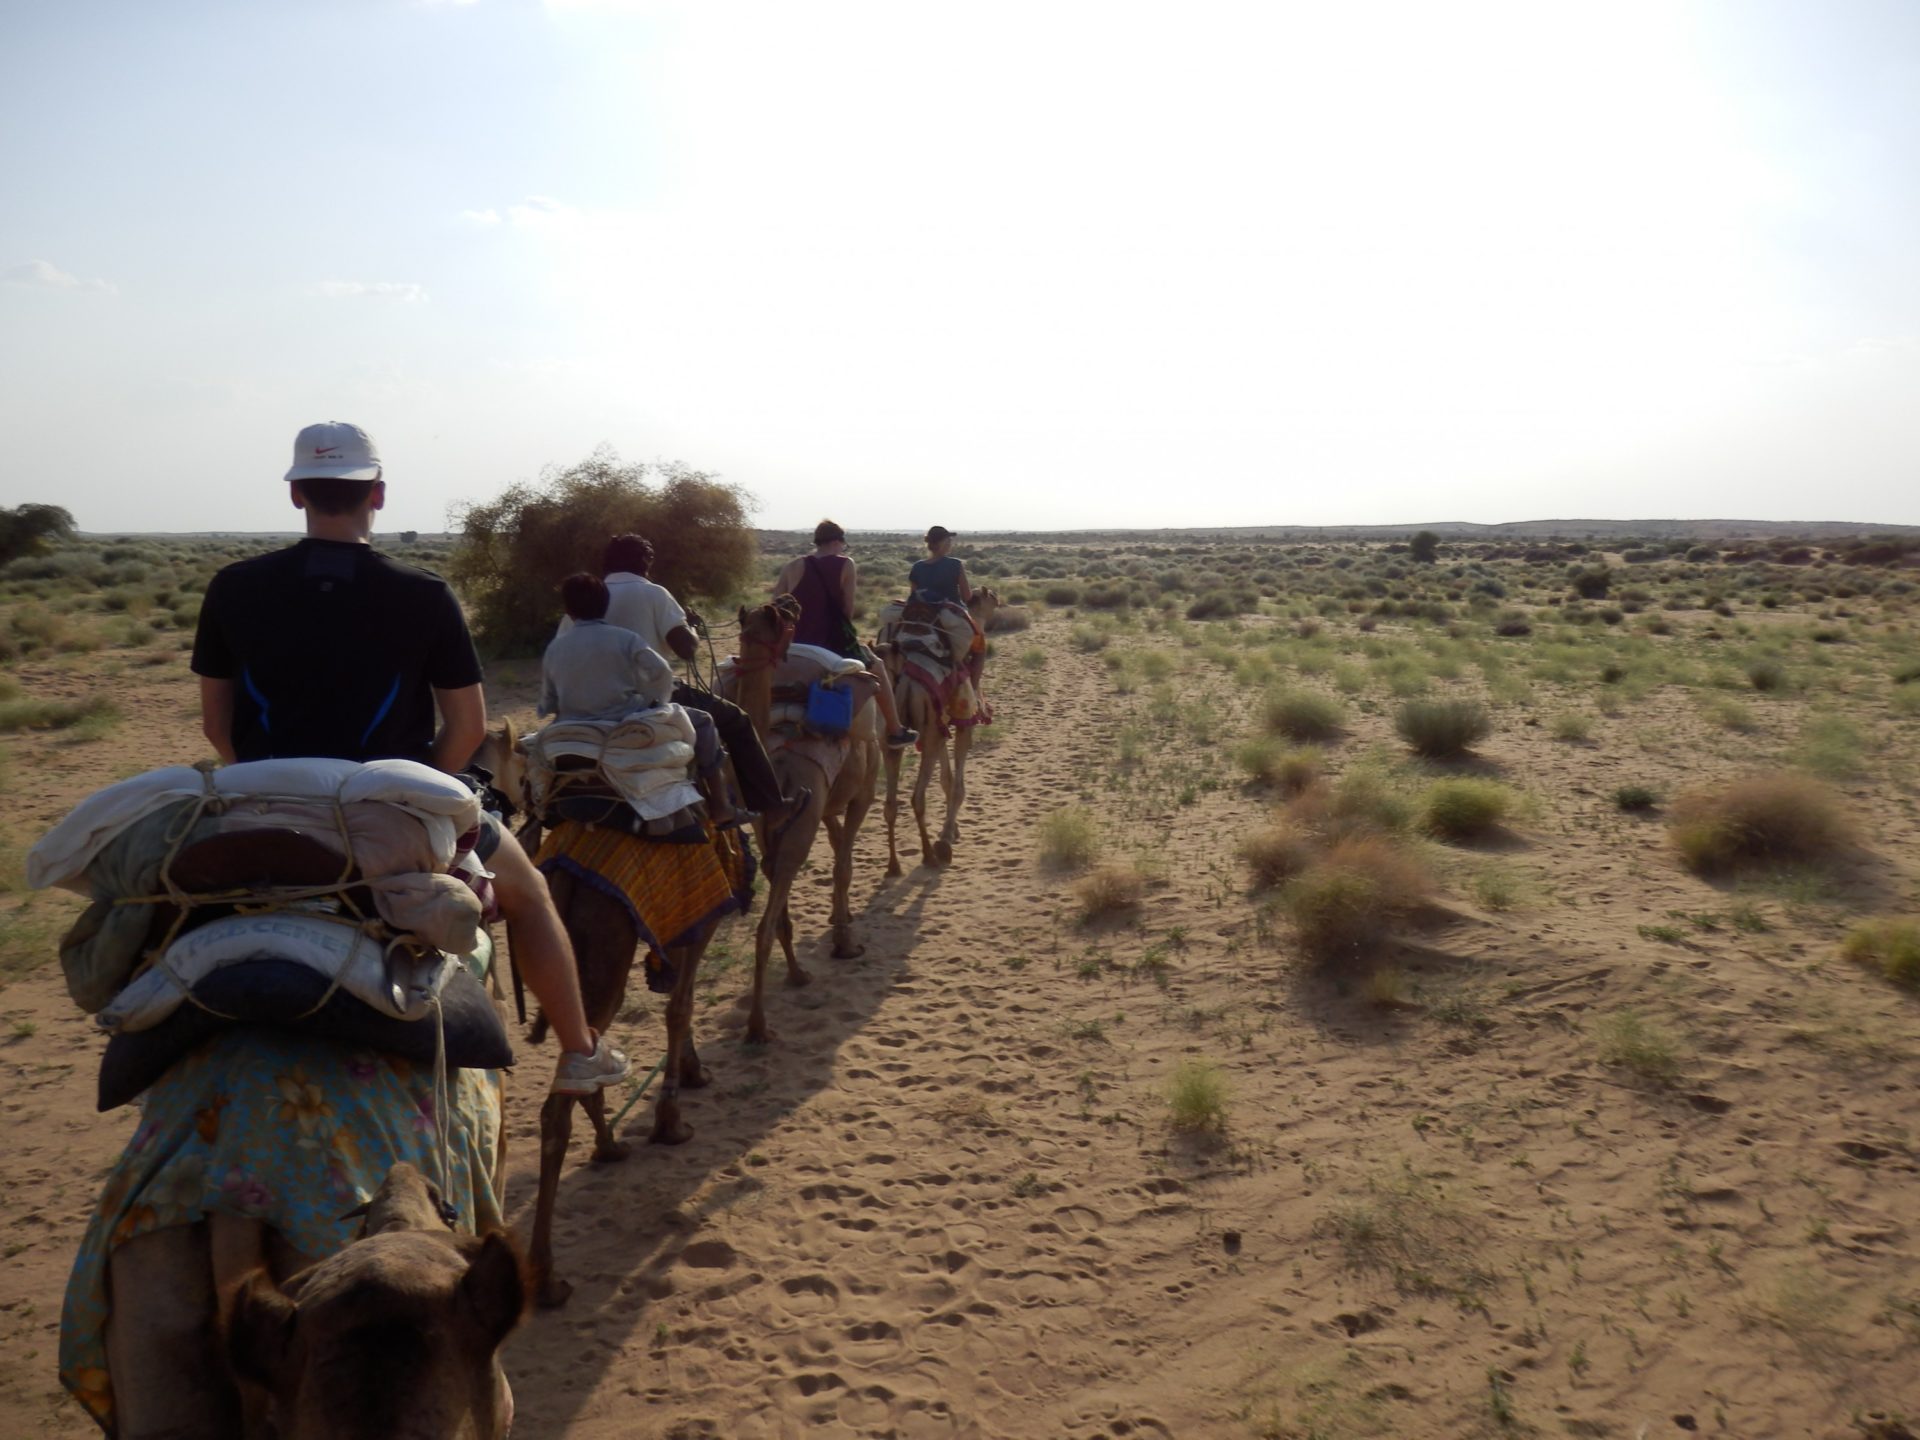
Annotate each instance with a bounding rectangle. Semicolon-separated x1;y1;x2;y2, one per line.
449;449;757;655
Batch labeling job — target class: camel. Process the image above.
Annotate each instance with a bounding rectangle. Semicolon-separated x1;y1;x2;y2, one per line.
882;586;999;872
727;600;882;1043
475;718;722;1309
73;1029;509;1440
227;1162;525;1440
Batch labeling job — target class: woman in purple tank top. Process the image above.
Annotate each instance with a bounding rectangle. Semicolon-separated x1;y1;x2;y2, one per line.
773;520;917;749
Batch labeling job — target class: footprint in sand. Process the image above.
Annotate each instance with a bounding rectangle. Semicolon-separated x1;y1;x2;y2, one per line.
775;1272;842;1317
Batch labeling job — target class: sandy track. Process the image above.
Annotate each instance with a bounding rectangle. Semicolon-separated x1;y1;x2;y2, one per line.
4;613;1919;1437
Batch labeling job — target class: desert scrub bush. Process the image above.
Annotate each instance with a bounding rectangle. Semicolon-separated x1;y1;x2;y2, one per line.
1276;836;1429;962
1613;784;1660;812
1746;657;1788;692
1165;1060;1228;1133
1420;778;1513;841
0;693;119;734
1238;821;1315;890
1288;766;1413;841
1591;1009;1684;1085
1549;711;1593;742
1700;695;1758;732
1262;687;1343;743
1393;698;1491;759
1670;774;1851;875
1235;738;1322;795
1018;647;1046;671
1037;806;1101;869
1795;715;1864;780
984;606;1030;633
1840;919;1920;992
1068;625;1109;653
1075;862;1145;922
1041;584;1081;607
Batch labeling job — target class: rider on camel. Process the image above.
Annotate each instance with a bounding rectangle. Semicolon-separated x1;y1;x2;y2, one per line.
775;520;916;749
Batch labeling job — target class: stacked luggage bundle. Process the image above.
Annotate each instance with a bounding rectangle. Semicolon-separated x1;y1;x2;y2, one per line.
27;758;512;1109
524;701;713;841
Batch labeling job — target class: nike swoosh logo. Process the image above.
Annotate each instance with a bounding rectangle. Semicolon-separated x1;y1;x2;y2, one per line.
313;446;340;456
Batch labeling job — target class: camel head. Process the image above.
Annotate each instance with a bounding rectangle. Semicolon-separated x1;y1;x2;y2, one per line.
737;597;798;663
968;586;1000;630
471;716;528;819
227;1164;527;1440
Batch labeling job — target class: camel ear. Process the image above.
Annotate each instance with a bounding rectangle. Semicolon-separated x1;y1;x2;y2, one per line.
227;1271;299;1388
337;1197;372;1225
458;1231;528;1347
502;714;518;751
737;606;750;626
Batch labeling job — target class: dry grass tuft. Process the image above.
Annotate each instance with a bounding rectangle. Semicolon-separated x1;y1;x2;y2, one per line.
1075;862;1145;921
1277;836;1430;962
1841;918;1920;992
1262;688;1344;743
1166;1060;1229;1133
1420;778;1513;841
1238;821;1316;890
1393;698;1491;759
1235;738;1323;794
1669;774;1852;875
1037;806;1102;870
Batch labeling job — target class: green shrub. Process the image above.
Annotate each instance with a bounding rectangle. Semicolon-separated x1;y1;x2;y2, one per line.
1166;1061;1229;1133
1420;778;1513;841
1042;584;1081;607
1841;919;1920;991
1612;784;1659;812
1393;698;1491;758
1263;688;1343;743
1746;658;1787;692
1670;774;1851;875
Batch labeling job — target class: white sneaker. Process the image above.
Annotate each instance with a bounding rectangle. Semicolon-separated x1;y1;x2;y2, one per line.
550;1036;633;1095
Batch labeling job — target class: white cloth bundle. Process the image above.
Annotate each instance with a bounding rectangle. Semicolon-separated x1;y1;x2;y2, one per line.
97;910;456;1034
525;706;704;823
29;758;481;894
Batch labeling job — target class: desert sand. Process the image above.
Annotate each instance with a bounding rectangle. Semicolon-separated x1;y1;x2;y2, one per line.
2;573;1917;1438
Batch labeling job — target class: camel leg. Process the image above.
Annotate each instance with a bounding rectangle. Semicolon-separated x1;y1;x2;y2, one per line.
649;939;703;1146
778;905;803;984
829;758;875;958
942;726;972;851
668;944;713;1090
583;1087;630;1164
883;744;905;877
530;1091;577;1308
750;868;796;1044
912;729;942;866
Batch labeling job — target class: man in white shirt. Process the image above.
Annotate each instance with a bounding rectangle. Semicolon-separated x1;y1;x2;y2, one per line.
596;534;803;824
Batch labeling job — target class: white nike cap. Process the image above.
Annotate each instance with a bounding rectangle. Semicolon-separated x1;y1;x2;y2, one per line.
284;421;382;482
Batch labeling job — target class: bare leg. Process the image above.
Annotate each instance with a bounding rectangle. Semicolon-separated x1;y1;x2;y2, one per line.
866;659;906;734
491;833;594;1058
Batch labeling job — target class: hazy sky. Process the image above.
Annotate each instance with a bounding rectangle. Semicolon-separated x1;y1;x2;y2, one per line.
3;1;1918;534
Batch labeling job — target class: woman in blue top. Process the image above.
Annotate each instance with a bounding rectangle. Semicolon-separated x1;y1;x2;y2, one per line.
909;525;972;607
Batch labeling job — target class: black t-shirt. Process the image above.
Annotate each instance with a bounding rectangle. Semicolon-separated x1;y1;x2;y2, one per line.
191;540;483;765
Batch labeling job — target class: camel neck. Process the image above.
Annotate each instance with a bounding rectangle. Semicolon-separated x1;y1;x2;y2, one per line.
734;662;774;745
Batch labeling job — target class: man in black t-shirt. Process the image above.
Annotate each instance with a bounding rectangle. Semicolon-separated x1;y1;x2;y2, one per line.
192;421;628;1095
